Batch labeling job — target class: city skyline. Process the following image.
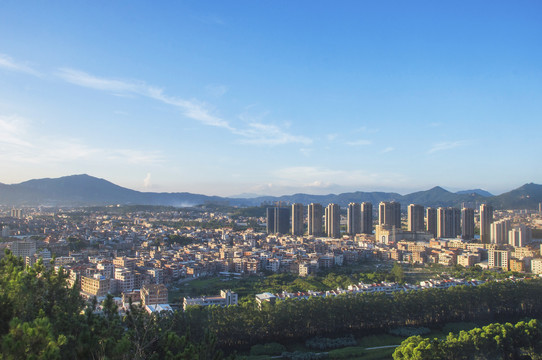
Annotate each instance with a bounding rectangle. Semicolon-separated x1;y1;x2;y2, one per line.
1;1;541;197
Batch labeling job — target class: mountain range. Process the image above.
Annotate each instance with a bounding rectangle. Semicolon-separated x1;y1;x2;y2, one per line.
0;174;540;210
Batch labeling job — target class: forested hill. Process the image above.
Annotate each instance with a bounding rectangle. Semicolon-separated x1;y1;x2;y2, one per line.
0;174;541;209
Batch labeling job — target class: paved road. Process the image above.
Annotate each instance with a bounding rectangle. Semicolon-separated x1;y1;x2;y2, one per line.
365;345;400;350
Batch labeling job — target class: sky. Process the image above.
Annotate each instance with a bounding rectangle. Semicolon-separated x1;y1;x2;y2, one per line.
0;1;541;197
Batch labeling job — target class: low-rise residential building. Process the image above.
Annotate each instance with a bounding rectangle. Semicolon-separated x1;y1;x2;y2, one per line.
183;289;238;310
141;284;168;306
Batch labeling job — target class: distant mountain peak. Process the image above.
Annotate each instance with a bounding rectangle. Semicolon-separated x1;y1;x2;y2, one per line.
456;189;493;197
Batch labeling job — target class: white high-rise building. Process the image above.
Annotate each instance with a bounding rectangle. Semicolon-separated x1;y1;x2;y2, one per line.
508;224;532;247
490;219;510;245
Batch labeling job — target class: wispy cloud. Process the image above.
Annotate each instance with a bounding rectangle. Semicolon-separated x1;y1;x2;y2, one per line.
0;113;164;165
0;115;33;147
382;147;394;153
0;54;41;76
236;108;312;145
354;126;379;133
346;139;372;146
206;84;228;97
56;68;231;129
57;68;309;145
235;122;312;145
428;140;465;154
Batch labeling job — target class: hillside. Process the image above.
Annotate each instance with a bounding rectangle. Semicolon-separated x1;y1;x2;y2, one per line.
0;174;540;209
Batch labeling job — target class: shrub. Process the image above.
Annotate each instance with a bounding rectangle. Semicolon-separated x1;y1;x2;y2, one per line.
388;327;431;337
305;335;357;350
250;342;286;356
328;346;366;359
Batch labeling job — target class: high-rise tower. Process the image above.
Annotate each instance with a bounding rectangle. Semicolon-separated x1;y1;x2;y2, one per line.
307;203;324;236
266;207;290;234
379;201;401;228
325;203;341;238
461;207;475;240
407;204;424;232
347;203;361;235
291;203;304;236
480;204;494;243
361;202;373;234
437;207;460;238
426;207;437;238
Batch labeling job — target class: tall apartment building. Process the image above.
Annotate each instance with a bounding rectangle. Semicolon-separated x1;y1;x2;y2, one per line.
480;204;494;243
307;203;324;236
436;207;460;238
488;250;510;270
361;202;373;234
378;201;401;228
407;204;424;232
291;203;304;236
325;203;341;238
114;268;135;293
461;207;475;240
490;219;510;245
509;224;532;247
266;207;290;234
347;203;361;235
10;209;23;219
426;207;437;237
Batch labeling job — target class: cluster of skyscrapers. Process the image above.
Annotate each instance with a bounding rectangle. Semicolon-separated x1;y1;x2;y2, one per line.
267;201;530;245
267;202;373;238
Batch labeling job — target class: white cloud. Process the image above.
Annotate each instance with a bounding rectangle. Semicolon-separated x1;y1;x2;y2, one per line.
382;147;394;153
0;113;164;165
143;173;152;188
0;54;41;76
346;139;372;146
57;68;309;145
206;84;228;97
0;115;33;147
354;126;379;133
235;122;312;145
56;68;231;129
428;140;465;154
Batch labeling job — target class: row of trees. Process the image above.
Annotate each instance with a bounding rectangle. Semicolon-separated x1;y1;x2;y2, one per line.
393;319;542;360
184;278;542;351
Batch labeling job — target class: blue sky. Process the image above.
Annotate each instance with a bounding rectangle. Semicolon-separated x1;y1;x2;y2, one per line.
0;1;541;196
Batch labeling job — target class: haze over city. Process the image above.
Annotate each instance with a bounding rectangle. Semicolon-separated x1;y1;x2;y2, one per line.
1;1;541;196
